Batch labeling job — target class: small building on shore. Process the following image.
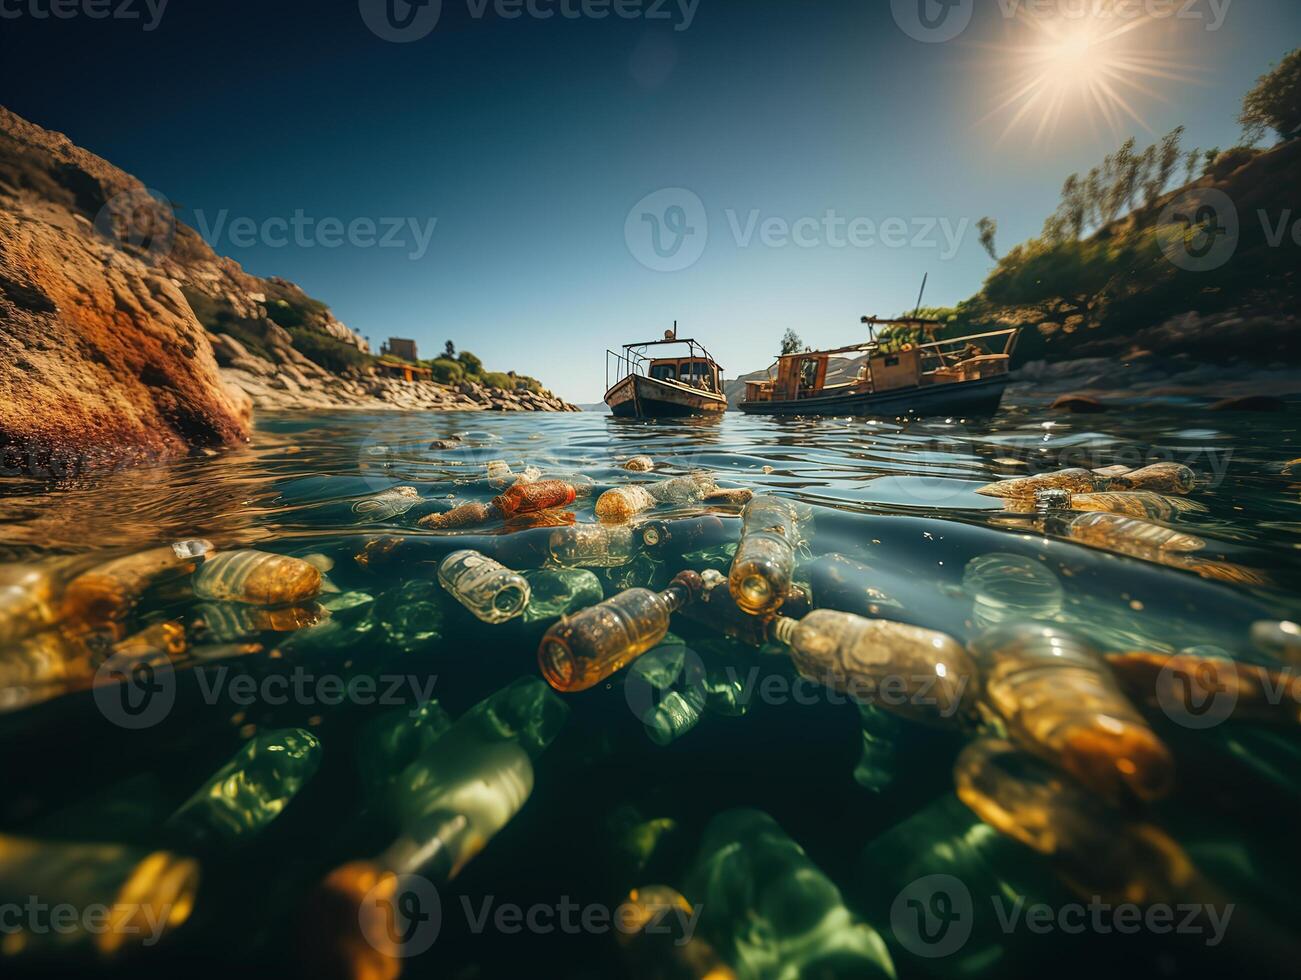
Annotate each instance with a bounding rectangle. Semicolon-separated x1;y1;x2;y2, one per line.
381;338;420;362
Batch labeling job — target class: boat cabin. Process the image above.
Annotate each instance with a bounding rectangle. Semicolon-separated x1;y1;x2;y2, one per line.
647;356;722;394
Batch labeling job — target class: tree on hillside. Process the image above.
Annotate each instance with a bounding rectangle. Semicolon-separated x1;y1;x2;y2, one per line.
977;217;999;261
780;329;803;355
1240;47;1301;145
457;350;483;376
443;339;456;358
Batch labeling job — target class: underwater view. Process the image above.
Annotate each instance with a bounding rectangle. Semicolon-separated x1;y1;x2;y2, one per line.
2;396;1299;978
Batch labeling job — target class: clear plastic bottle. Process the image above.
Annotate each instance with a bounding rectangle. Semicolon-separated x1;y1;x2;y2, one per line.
975;468;1107;499
1045;510;1205;553
954;738;1195;905
969;623;1174;802
1034;488;1203;520
192;550;322;606
520;568;604;624
437;550;531;624
1111;462;1196;494
166;728;322;848
961;553;1063;629
596;485;659;522
685;809;895;980
0;834;199;960
351;486;420;521
548;523;640;567
771;609;975;727
538;571;703;692
623;455;655;472
62;540;215;628
729;496;801;616
0;563;57;647
615;885;737;980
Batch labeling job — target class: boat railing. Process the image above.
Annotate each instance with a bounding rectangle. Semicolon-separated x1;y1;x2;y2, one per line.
913;328;1019;374
606;348;650;391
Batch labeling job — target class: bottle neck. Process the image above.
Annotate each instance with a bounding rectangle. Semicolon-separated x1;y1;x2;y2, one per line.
661;571;704;612
772;616;798;646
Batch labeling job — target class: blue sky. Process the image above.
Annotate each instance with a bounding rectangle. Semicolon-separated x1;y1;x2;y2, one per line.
2;0;1297;401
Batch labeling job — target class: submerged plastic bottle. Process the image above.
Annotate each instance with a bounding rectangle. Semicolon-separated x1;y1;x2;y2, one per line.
520;568;604;624
166;729;322;848
615;885;737;980
549;523;640;568
1110;462;1196;494
975;468;1108;499
437;550;531;623
969;623;1174;802
1034;488;1204;521
639;515;733;560
0;563;57;647
192;550;322;606
954;739;1195;904
351;486;420;522
681;568;809;648
196;602;326;641
728;496;802;616
771;609;976;727
62;540;215;628
0;834;199;960
961;553;1063;629
538;571;704;692
1043;510;1205;553
686;809;895;980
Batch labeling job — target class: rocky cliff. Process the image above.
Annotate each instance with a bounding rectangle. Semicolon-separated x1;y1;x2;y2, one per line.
0;106;576;474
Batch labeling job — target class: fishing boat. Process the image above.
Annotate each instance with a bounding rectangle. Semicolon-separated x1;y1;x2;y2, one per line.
739;316;1020;418
604;325;728;418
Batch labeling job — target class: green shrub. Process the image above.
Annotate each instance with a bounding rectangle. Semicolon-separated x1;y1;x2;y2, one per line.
287;327;370;374
479;371;515;390
428;358;464;384
457;351;483;376
181;286;275;362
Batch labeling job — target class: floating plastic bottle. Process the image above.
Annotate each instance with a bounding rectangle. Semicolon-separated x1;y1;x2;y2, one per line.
1043;510;1205;553
616;885;736;980
686;808;895;980
854;702;901;793
0;563;57;647
485;459;513;481
771;609;975;727
196;602;326;641
1034;488;1205;520
639;515;733;560
596;485;660;522
0;834;199;960
596;474;747;522
969;623;1174;802
521;568;604;624
539;571;704;692
351;486;420;522
166;729;322;848
549;523;640;568
417;501;494;529
192;550;322;606
62;540;215;628
1251;619;1301;668
954;739;1195;905
1105;650;1301;726
961;553;1063;629
681;569;808;648
975;468;1107;499
419;481;578;529
437;550;531;624
1110;462;1196;495
623;455;655;472
729;496;802;616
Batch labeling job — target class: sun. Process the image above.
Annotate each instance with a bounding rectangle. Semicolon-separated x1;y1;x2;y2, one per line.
977;6;1197;145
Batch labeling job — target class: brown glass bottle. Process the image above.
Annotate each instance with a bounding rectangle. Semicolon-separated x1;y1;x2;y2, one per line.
539;571;703;692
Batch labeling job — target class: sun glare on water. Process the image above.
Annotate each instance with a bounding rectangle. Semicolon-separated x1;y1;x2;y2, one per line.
980;6;1196;144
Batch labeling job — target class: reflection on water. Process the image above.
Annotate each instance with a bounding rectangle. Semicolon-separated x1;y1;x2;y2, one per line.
0;397;1299;977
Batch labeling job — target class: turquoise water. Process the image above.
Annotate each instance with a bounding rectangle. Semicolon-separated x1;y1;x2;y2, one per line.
1;398;1299;978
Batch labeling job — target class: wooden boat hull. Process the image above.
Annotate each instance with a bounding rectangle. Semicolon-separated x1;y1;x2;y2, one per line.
605;374;728;418
739;376;1011;418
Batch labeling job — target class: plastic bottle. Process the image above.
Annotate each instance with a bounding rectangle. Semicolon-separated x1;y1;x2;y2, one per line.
1034;488;1204;520
976;468;1110;498
196;602;326;642
597;485;660;522
639;515;733;560
1105;649;1301;726
728;496;802;616
680;569;808;648
418;481;578;529
436;550;531;624
961;553;1063;629
1043;510;1205;553
969;623;1174;802
62;540;215;628
191;550;322;606
954;738;1194;904
538;571;704;692
549;523;640;567
417;501;494;529
351;486;420;521
685;809;895;980
166;729;322;848
615;885;737;980
623;455;655;472
771;609;975;727
0;834;199;960
0;563;57;647
1110;462;1196;494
